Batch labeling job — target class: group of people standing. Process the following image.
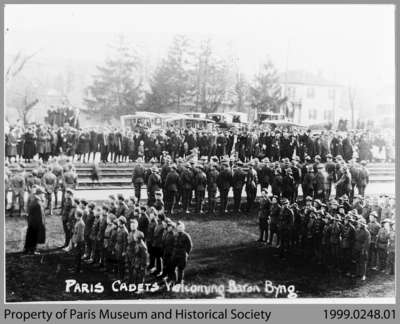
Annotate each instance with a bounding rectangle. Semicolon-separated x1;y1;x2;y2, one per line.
5;122;392;165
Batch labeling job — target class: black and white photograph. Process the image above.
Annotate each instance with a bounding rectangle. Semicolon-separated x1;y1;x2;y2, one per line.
4;4;395;302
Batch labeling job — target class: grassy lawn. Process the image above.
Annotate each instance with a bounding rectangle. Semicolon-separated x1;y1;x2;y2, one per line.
5;208;395;301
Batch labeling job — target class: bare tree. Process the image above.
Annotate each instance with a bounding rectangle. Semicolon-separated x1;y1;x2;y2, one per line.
5;50;39;84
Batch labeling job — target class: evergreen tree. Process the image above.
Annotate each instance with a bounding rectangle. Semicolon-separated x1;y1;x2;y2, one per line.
250;60;286;114
194;38;229;113
85;36;143;120
144;35;195;112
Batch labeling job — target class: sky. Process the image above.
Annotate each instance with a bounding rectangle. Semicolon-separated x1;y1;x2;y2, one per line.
4;4;395;89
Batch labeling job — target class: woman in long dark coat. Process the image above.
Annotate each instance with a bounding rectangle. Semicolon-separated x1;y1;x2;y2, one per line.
22;129;36;162
24;188;46;254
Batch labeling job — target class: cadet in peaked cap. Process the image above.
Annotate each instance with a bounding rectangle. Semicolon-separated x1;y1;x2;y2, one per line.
117;193;124;201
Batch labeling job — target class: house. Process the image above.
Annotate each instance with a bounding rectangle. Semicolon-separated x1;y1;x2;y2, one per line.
279;70;352;126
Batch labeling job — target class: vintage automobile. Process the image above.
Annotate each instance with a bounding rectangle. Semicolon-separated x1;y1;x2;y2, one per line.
120;112;163;131
164;116;216;130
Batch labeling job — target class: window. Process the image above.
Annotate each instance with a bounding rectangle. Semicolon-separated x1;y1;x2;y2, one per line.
307;87;315;98
308;109;317;120
324;110;333;121
328;88;336;100
286;86;296;99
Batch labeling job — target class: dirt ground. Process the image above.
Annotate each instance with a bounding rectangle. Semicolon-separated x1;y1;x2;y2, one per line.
6;208;395;302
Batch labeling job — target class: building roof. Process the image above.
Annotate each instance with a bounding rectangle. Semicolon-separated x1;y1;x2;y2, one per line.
279;70;342;87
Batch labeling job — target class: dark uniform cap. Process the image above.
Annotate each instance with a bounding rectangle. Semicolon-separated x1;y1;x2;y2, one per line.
88;202;96;209
102;204;109;211
140;206;147;212
66;188;74;195
73;198;80;204
117;194;124;200
80;199;88;206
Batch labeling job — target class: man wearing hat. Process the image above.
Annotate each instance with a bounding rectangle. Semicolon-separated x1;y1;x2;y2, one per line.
367;211;381;270
387;220;395;275
114;216;128;279
313;162;327;202
147;166;162;207
129;230;148;286
172;221;193;284
341;215;356;275
164;164;180;215
325;154;336;201
61;164;78;209
302;164;314;199
232;161;246;213
245;162;258;212
194;164;207;214
217;162;233;214
10;167;26;216
313;155;321;174
258;189;271;242
329;214;343;269
116;194;128;217
132;159;146;201
376;219;391;272
61;188;74;248
180;163;194;214
278;198;294;257
352;217;371;280
71;208;85;274
206;163;219;215
23;186;46;255
82;202;96;260
42;166;57;215
290;157;302;202
162;219;176;282
357;160;369;198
